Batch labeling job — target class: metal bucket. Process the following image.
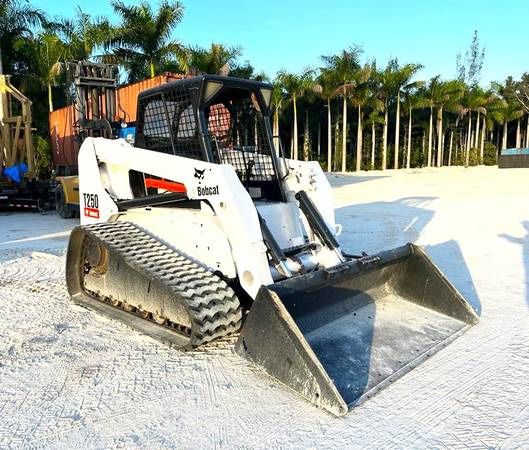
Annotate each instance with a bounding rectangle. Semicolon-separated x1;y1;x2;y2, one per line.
235;243;478;416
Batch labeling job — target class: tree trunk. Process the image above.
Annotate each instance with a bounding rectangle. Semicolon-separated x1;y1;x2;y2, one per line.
356;105;362;171
524;115;529;147
436;107;443;167
448;130;454;166
293;96;298;159
47;82;53;112
502;122;508;150
403;124;407;167
303;110;310;161
327;99;332;172
273;108;280;155
382;106;388;170
394;91;400;169
480;117;486;163
516;118;521;148
427;106;433;167
334;112;340;169
291;122;294;157
341;96;347;171
422;131;425;165
150;61;155;78
317;119;321;157
475;111;480;151
465;114;472;166
371;120;376;170
442;131;445;165
406;107;412;169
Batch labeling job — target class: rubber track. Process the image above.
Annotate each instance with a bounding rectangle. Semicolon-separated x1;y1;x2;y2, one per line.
79;221;242;348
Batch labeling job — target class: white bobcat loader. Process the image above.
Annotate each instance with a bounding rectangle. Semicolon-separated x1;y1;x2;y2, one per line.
66;75;478;416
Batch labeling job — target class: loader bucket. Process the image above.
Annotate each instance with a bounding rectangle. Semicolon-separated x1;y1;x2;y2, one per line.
235;243;478;416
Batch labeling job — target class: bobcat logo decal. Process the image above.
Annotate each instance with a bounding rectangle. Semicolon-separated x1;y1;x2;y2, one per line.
194;168;205;180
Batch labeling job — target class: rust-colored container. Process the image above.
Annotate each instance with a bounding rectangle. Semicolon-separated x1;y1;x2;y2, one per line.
116;72;183;123
49;105;78;171
50;72;184;170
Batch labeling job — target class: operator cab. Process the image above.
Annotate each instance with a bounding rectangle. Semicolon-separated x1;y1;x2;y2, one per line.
134;75;284;202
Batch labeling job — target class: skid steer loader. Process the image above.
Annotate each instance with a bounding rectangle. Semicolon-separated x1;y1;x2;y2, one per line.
66;75;478;416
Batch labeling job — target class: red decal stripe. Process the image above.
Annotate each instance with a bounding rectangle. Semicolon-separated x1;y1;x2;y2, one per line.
144;178;186;193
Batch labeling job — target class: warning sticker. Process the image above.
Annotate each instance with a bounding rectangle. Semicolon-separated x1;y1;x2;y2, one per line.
84;207;100;219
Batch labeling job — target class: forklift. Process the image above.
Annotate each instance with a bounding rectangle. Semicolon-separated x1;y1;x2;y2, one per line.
54;61;121;218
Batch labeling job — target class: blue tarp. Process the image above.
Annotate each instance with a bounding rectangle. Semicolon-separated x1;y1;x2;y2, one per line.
2;162;28;184
119;126;136;144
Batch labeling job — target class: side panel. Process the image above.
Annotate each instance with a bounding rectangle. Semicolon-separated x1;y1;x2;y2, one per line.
283;159;337;231
78;140;120;224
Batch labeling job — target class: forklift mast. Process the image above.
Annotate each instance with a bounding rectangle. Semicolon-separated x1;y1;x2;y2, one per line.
65;61;120;142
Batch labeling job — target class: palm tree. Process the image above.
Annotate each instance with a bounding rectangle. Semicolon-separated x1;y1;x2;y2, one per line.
276;68;314;160
402;87;426;168
17;32;65;111
317;68;339;171
421;76;441;167
104;0;187;81
321;46;363;171
271;81;285;155
391;63;423;169
0;0;45;74
378;60;399;170
349;64;372;171
446;115;462;166
433;80;464;166
491;99;523;151
365;84;384;170
461;87;490;164
472;88;495;163
419;77;462;167
55;7;112;61
188;43;241;75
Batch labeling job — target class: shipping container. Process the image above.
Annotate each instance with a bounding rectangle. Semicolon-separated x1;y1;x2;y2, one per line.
49;72;184;172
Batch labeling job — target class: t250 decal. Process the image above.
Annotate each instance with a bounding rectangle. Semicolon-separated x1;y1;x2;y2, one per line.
83;193;100;218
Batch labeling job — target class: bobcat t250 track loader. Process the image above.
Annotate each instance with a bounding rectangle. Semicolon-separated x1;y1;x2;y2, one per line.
66;75;478;416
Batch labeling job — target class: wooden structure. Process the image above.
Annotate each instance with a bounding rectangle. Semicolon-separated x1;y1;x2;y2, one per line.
0;75;33;177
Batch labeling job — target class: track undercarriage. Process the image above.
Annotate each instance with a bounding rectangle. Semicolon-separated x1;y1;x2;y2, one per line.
66;221;242;349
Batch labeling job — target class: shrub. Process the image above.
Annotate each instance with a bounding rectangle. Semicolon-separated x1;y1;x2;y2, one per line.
32;134;51;178
483;142;497;165
468;148;479;166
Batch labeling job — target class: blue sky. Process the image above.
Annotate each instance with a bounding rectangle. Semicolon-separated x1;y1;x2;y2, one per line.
32;0;529;85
